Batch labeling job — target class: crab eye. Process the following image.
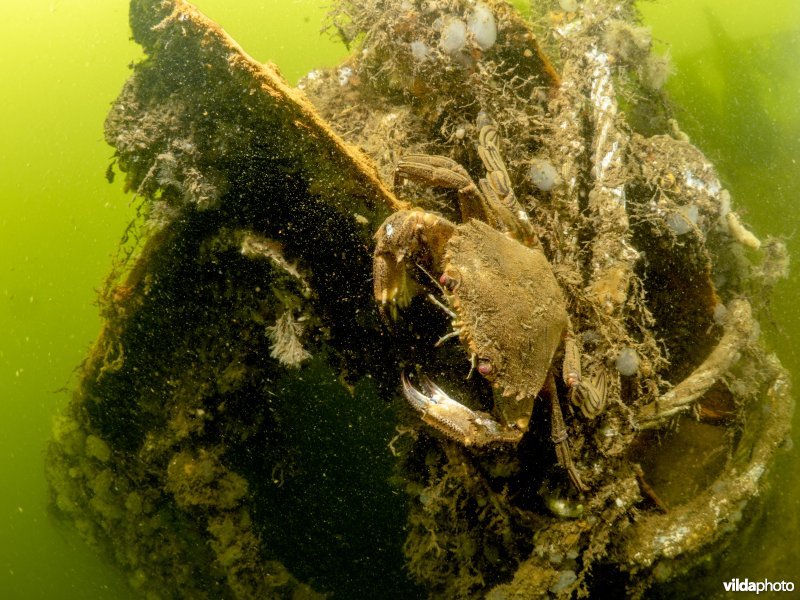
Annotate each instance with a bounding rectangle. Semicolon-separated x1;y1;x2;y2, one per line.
477;358;493;376
439;273;459;291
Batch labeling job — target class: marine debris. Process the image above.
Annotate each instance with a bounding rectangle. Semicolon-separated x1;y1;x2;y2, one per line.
46;0;791;598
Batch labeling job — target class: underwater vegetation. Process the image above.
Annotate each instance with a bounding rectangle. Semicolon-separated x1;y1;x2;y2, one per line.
45;0;792;598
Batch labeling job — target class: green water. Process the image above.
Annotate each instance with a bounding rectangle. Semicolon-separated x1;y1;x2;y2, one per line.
640;1;800;588
0;1;797;597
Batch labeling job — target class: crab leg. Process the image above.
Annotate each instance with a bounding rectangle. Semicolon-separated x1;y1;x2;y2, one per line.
403;371;588;492
549;390;589;493
395;154;474;191
540;372;589;493
563;325;607;419
434;329;461;347
474;115;536;245
394;148;534;244
426;293;457;319
394;154;490;223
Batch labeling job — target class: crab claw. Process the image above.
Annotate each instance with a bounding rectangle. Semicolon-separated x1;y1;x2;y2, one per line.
400;372;522;446
373;210;457;320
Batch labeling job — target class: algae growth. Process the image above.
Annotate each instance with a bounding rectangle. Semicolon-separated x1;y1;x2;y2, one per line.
45;0;792;598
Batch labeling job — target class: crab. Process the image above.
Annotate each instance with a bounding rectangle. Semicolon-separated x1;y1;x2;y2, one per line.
373;116;605;492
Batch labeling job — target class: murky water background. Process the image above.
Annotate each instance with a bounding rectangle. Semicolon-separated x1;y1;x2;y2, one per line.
640;1;800;591
0;1;797;597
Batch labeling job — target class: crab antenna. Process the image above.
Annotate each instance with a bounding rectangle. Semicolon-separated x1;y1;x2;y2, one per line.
426;293;457;319
415;262;447;294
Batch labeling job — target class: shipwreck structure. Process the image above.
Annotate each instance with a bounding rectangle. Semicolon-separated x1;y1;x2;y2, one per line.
47;0;792;598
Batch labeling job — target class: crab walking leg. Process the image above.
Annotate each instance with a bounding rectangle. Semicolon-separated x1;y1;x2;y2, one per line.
394;150;533;243
401;373;523;446
637;299;754;429
547;378;589;493
474;115;536;245
394;154;475;192
563;323;608;419
394;154;489;226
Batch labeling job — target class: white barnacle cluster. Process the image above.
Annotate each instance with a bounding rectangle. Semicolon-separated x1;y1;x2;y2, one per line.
409;39;430;62
297;69;321;90
549;570;578;594
466;3;497;50
528;158;562;192
665;204;699;236
337;66;354;87
438;18;468;54
417;2;496;61
614;347;640;376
